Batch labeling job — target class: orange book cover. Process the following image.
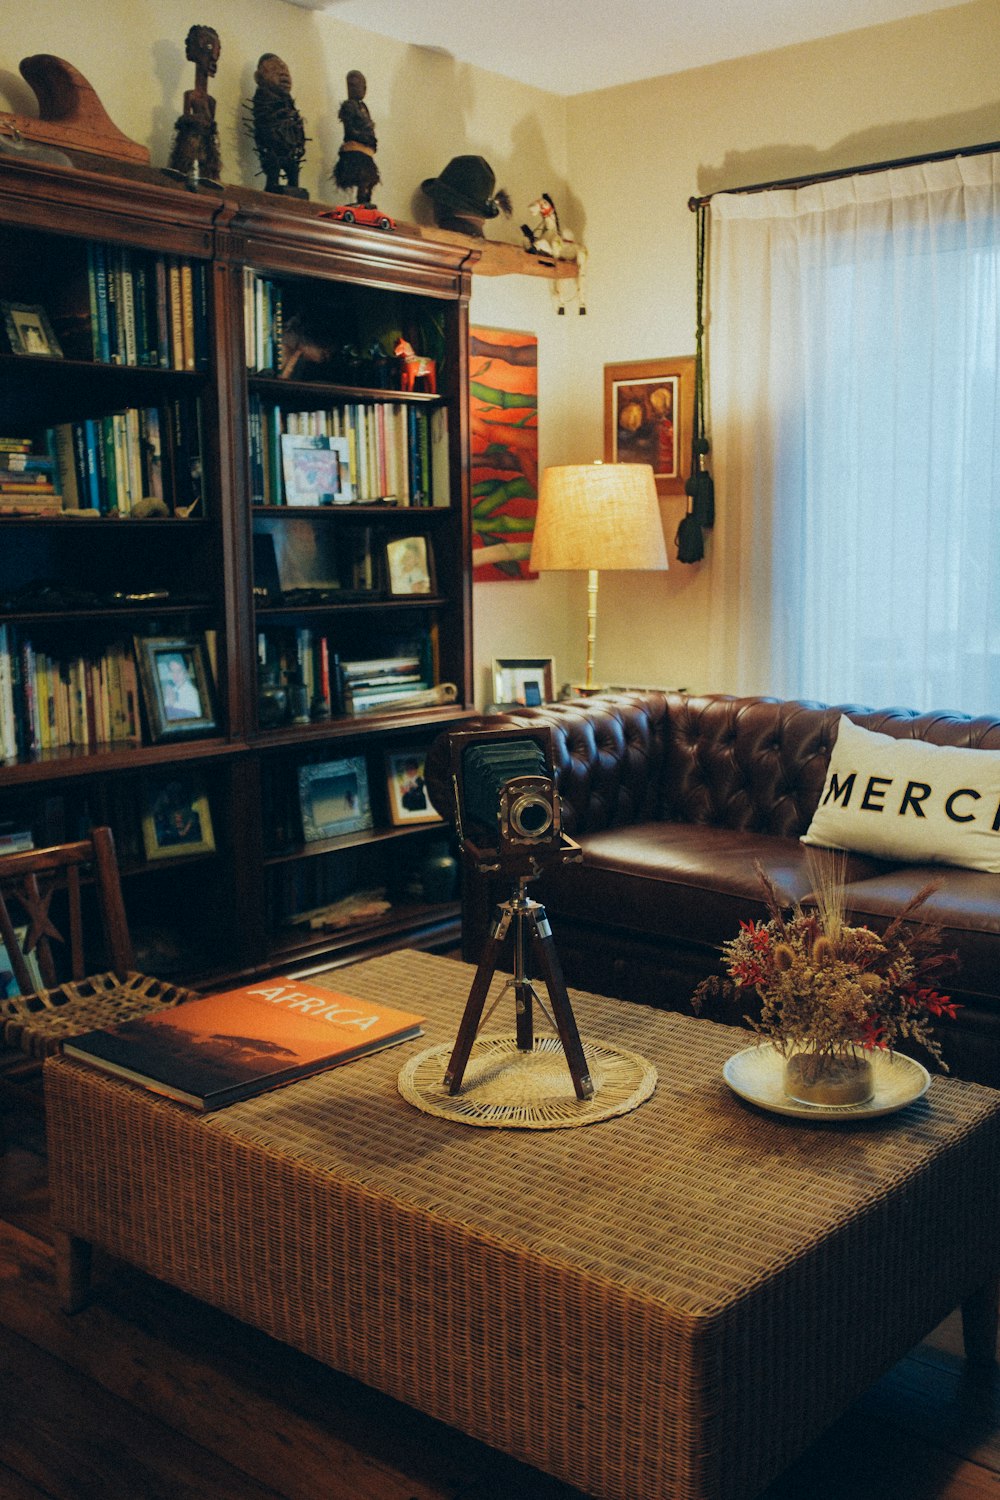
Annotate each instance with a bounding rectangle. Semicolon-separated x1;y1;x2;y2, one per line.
63;976;425;1111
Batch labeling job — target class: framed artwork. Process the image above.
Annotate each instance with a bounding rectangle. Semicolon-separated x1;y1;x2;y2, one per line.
492;656;555;707
141;772;216;861
1;301;62;359
469;327;539;582
298;756;373;841
280;434;353;505
134;634;219;743
603;356;695;496
384;746;443;826
0;927;43;998
386;535;434;596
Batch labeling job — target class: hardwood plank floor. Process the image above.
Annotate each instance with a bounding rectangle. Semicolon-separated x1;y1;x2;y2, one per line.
2;1095;999;1500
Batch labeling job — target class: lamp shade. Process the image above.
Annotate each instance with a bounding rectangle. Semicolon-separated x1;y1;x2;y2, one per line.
529;463;668;573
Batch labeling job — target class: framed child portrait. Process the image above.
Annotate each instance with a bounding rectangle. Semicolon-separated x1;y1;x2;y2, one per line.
134;634;219;743
141;772;216;861
384;747;443;826
386;535;434;596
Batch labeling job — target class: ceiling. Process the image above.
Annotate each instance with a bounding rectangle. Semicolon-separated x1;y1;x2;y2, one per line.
288;0;971;95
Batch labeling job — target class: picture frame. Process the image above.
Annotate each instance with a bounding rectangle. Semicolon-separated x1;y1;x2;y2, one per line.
1;301;63;359
386;534;435;596
298;756;373;842
0;927;43;998
384;746;443;826
603;356;695;496
492;656;555;707
281;434;354;505
133;634;220;743
141;771;216;861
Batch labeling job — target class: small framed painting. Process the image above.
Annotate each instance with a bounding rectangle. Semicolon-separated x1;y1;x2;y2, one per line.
603;356;694;496
134;634;219;743
492;656;555;707
1;301;63;359
281;434;353;505
384;747;443;826
298;756;373;842
141;772;216;861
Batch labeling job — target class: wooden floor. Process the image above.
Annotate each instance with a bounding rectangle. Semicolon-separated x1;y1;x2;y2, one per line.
2;1094;1000;1500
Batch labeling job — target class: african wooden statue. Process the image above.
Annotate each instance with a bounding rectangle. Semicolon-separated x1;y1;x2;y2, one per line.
248;53;307;197
168;23;221;183
332;70;380;206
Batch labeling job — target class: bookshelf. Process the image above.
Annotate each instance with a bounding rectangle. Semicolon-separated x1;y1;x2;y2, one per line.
0;155;475;986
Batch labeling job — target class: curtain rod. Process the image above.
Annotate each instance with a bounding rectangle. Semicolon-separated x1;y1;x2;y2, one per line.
688;138;1000;210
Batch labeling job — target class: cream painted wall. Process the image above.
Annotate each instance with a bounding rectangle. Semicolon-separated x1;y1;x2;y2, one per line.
3;3;999;700
0;0;579;706
564;0;1000;694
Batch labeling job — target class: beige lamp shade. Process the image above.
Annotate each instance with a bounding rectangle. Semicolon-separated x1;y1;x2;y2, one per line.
529;463;668;573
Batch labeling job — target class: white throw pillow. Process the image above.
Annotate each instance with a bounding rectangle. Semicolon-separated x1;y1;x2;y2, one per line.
801;715;1000;872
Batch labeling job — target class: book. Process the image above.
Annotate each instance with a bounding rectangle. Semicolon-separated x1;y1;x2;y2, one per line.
62;976;425;1111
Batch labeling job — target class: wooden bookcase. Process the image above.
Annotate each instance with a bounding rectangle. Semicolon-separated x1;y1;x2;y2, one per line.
0;156;476;986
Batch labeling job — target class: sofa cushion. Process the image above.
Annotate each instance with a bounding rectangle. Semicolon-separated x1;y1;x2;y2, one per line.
839;866;1000;998
538;821;890;949
803;715;1000;872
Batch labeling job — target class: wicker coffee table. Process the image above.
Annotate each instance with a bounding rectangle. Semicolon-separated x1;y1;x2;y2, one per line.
44;950;1000;1500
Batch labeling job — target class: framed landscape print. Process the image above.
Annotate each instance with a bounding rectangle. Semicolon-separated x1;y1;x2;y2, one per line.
298;756;373;841
603;355;694;496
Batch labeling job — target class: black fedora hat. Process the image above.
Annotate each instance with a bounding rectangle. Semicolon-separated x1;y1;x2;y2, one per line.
421;155;508;220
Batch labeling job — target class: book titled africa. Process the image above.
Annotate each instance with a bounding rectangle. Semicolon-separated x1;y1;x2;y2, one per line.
62;977;425;1111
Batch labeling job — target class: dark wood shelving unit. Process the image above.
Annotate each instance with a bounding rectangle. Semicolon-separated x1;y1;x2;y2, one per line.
0;154;476;985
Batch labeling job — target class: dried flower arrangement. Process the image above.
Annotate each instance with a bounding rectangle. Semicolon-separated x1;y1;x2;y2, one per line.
694;856;959;1073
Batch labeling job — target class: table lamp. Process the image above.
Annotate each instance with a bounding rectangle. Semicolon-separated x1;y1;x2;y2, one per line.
529;462;668;691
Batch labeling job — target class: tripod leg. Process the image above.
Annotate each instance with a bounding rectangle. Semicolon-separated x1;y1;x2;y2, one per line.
444;907;511;1093
530;910;594;1100
513;907;534;1053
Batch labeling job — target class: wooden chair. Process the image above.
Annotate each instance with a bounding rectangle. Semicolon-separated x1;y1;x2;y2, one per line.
0;826;198;1066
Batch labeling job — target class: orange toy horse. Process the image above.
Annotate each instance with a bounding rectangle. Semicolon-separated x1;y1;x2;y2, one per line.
394;336;437;393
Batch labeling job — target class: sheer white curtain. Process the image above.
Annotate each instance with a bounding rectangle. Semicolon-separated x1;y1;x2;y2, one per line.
705;153;1000;713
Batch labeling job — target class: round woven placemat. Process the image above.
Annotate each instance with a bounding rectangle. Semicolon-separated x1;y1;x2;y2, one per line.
398;1034;657;1129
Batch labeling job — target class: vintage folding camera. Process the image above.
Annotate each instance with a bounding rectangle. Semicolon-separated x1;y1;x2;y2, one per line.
448;725;575;877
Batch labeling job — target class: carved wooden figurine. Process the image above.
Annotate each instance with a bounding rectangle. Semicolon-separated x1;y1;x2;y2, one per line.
248;53;307;198
168;24;221;184
332;71;380;206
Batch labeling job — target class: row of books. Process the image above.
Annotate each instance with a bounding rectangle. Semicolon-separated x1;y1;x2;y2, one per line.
243;270;285;377
68;245;210;371
249;397;450;507
0;401;204;518
255;630;436;723
0;626;142;761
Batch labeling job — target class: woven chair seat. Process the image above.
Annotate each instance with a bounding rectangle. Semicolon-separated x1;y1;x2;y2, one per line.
1;971;199;1060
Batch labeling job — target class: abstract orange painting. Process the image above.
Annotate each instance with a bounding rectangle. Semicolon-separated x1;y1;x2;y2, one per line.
469;326;538;581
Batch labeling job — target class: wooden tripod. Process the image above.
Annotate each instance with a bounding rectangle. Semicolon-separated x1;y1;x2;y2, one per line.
443;876;594;1100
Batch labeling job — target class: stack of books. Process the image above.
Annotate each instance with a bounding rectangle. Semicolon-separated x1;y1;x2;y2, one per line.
0;437;60;515
340;653;434;715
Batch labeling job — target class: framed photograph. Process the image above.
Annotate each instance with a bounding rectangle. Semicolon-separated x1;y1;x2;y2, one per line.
384;747;443;826
386;535;435;596
281;434;353;505
1;301;63;359
603;356;695;496
492;656;555;707
0;927;43;998
141;772;216;861
134;634;219;743
298;756;373;842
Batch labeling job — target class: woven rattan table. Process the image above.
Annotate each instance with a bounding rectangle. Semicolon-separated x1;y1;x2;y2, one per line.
44;950;1000;1500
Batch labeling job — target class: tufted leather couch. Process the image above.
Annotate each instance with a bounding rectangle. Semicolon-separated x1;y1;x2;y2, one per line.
428;691;1000;1088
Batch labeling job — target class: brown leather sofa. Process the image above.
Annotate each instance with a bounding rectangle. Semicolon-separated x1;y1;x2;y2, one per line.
428;691;1000;1088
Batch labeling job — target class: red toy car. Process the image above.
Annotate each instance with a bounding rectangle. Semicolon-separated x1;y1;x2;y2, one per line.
321;204;396;232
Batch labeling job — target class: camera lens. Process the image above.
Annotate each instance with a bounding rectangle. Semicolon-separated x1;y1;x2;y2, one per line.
509;790;554;839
